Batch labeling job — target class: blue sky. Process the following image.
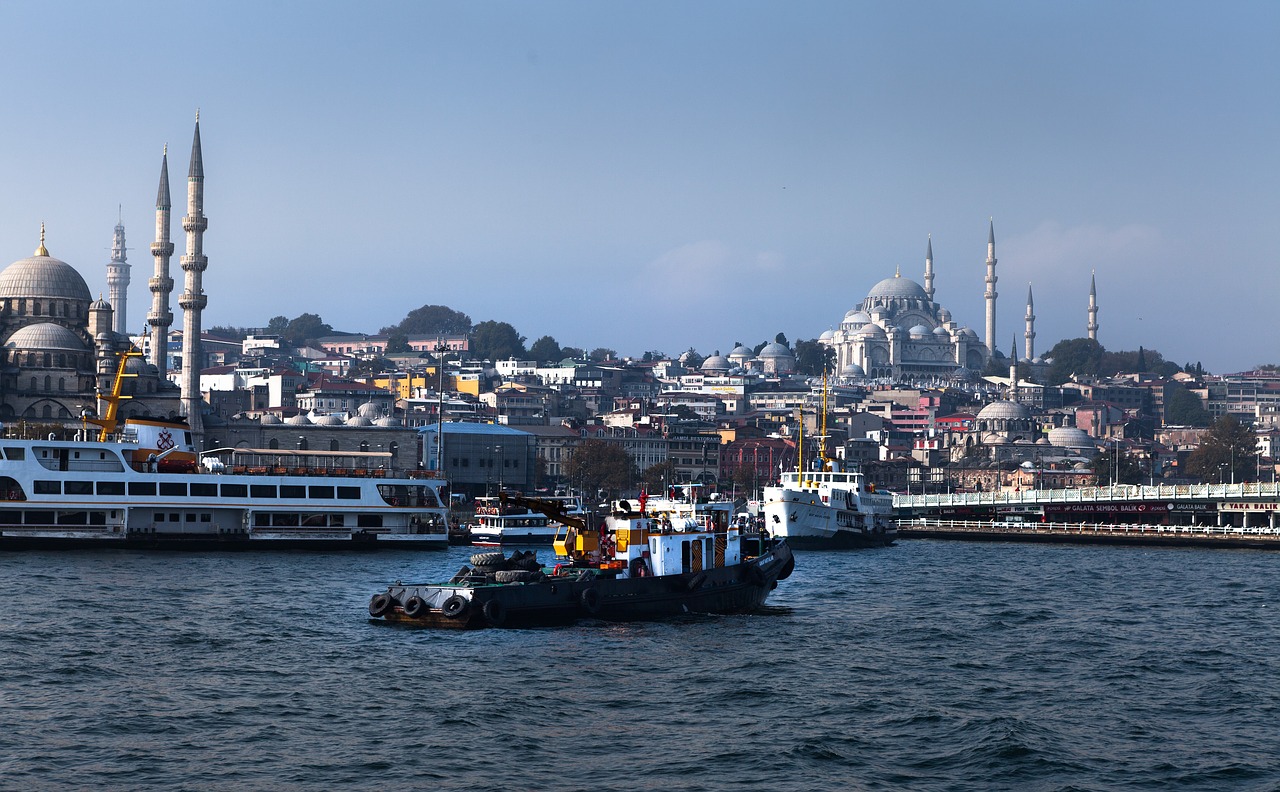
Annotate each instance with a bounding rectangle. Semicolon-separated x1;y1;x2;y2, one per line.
0;1;1275;372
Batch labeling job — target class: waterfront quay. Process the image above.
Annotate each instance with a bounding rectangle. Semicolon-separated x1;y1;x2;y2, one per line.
893;482;1280;549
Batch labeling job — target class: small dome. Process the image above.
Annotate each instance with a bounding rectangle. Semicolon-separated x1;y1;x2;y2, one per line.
91;296;112;311
314;413;344;426
728;345;753;358
867;275;928;301
260;414;283;424
4;322;86;352
0;249;92;301
1047;426;1095;450
374;417;402;427
959;327;979;339
938;307;952;321
859;323;886;338
843;363;866;377
345;416;373;427
758;342;792;359
357;402;381;418
932;326;950;336
977;400;1031;421
843;310;871;324
819;329;835;341
285;413;312;425
701;354;731;372
908;324;931;337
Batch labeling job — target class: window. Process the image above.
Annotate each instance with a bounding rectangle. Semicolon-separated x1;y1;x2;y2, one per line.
33;481;60;495
221;483;248;498
128;482;157;496
268;439;279;450
96;481;125;496
65;481;93;495
280;485;305;499
357;514;383;528
250;485;277;498
190;483;217;497
309;486;334;499
337;486;361;500
3;447;25;460
159;483;187;497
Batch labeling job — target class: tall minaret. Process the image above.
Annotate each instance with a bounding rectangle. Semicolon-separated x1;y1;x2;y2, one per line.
984;219;997;354
1024;283;1036;361
106;211;130;335
1009;337;1019;402
923;235;935;302
148;146;175;376
179;113;208;439
1087;270;1099;341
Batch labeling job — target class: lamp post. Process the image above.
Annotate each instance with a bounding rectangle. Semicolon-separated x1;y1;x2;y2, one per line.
434;341;447;475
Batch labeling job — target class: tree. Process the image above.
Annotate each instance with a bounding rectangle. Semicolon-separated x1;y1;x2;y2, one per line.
731;462;760;498
471;321;527;361
1184;416;1258;483
384;332;411;353
382;304;473;336
1091;447;1145;485
793;338;835;376
589;347;616;362
641;460;678;493
774;332;788;346
682;348;703;368
283;313;333;346
641;350;665;362
560;346;585;361
1163;381;1211;427
267;315;289;334
208;325;247;340
564;439;635;499
529;335;563;363
1045;338;1105;385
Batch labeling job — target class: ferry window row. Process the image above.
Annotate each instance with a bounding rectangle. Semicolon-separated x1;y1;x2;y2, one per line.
0;510;110;526
33;480;363;500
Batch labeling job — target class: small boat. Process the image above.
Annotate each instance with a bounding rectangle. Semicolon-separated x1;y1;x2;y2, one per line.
368;493;794;629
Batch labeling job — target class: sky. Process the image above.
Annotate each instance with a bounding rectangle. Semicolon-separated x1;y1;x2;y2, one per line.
0;1;1276;372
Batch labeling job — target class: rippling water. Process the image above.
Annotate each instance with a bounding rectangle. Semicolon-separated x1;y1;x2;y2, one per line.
2;541;1278;791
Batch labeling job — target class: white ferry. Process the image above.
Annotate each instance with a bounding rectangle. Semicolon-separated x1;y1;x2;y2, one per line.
467;494;585;546
760;466;895;549
0;418;450;550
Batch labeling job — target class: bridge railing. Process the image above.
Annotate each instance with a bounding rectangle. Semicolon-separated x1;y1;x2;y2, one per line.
899;517;1280;538
893;482;1280;510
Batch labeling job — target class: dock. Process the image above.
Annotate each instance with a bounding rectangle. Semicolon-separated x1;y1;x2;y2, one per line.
898;518;1280;550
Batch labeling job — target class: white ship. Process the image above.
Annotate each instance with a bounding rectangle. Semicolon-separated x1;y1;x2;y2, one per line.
761;466;895;549
467;494;584;546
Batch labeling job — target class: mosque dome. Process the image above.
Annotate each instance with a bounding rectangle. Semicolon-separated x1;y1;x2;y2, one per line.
285;413;312;425
314;413;344;426
701;353;731;372
932;326;950;336
959;327;979;339
867;275;928;301
4;322;86;352
728;344;753;358
758;342;792;359
260;414;283;425
0;244;92;302
357;401;381;418
843;363;865;377
858;323;886;338
374;417;402;427
843;310;871;324
818;329;834;342
908;324;931;337
977;400;1031;421
346;416;373;426
1047;426;1095;450
90;296;112;311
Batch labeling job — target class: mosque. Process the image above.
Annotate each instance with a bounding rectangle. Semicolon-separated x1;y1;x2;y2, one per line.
0;117;209;435
819;222;1100;381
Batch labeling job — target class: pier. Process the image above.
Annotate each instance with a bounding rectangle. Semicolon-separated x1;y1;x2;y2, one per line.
892;482;1280;548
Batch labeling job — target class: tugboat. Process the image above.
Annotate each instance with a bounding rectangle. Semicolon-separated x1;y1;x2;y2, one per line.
368;492;794;629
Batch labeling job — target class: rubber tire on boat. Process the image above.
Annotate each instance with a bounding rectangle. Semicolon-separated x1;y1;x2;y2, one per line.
368;593;393;617
470;564;501;576
470;552;505;567
493;569;531;584
482;598;507;627
686;571;708;591
579;587;601;615
402;595;427;618
747;564;767;586
441;594;469;619
777;555;795;581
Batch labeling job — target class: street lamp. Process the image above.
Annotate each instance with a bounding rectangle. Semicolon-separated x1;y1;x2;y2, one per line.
434;341;447;475
1219;462;1228;485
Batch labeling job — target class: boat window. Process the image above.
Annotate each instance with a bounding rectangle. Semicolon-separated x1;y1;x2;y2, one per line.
309;486;334;499
58;512;89;525
337;486;361;500
129;482;157;496
250;485;277;498
33;481;60;495
93;481;124;496
0;513;20;525
253;513;270;527
271;513;300;527
221;483;248;498
89;512;106;525
159;483;187;497
200;514;211;523
64;481;93;495
190;483;217;497
24;510;54;524
169;514;179;522
155;513;166;522
357;514;383;528
185;513;197;522
328;514;345;527
2;447;25;460
280;485;306;499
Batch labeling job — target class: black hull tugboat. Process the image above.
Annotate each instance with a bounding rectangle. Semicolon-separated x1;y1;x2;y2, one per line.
368;493;794;629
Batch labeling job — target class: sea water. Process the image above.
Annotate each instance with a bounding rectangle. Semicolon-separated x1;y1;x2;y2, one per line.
1;541;1277;791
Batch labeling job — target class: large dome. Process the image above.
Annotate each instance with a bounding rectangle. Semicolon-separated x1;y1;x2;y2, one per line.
0;252;91;301
4;322;86;352
1047;426;1095;450
977;400;1031;421
757;342;793;359
867;275;928;301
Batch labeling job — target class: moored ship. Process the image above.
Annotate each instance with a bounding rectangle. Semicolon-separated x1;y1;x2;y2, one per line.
467;494;585;546
760;467;895;549
368;493;793;629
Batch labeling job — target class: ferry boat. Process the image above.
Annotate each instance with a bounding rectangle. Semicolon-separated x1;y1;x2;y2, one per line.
368;493;793;629
759;376;895;549
0;349;450;550
467;494;585;546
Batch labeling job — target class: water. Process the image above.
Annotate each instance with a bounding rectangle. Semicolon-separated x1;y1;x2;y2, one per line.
2;541;1278;791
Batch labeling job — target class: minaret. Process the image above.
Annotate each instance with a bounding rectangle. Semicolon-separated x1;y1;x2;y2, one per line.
1024;283;1036;361
1087;270;1099;341
923;235;935;302
1009;337;1019;402
179;113;208;439
148;146;175;376
984;219;997;354
106;210;130;335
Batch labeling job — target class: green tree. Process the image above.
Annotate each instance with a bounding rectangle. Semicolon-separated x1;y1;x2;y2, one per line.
641;350;666;362
793;338;835;375
682;348;703;368
267;315;289;334
731;462;760;498
560;346;585;361
284;313;333;346
1091;447;1145;485
1163;381;1211;427
564;439;636;499
529;335;562;362
208;325;247;341
1046;338;1105;385
1184;416;1258;483
384;332;411;353
641;460;678;493
774;332;788;346
382;304;473;336
471;320;526;361
589;347;616;362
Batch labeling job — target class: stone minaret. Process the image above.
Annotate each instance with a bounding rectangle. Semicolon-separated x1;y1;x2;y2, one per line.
1009;337;1019;402
179;113;208;438
923;235;935;302
106;213;130;335
1087;271;1099;341
984;219;997;354
1024;283;1036;361
148;146;175;376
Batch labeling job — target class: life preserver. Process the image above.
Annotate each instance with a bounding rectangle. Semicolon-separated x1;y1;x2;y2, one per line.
483;599;507;627
579;587;601;615
403;595;427;618
368;593;393;617
441;594;468;618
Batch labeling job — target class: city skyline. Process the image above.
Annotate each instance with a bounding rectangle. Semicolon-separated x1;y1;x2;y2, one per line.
0;2;1275;372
